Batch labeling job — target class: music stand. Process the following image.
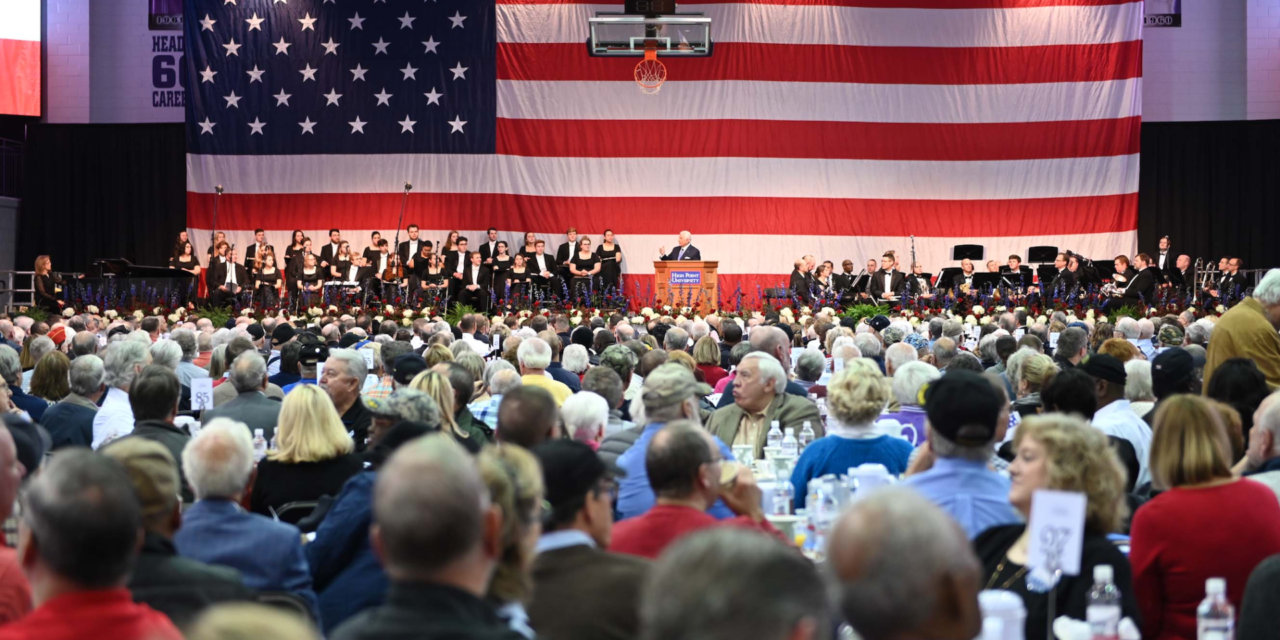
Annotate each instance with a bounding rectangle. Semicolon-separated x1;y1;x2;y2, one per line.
937;267;962;291
952;245;984;261
850;274;870;293
1027;246;1059;264
972;273;1003;292
1036;265;1060;285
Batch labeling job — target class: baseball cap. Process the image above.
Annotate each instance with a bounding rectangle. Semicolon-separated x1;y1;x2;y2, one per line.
533;439;623;520
339;332;362;349
100;438;180;521
869;315;891;333
641;363;712;409
923;370;1001;446
245;323;265;341
1081;354;1126;385
272;323;296;347
298;342;330;366
1151;347;1200;390
364;389;441;426
1157;324;1184;347
107;325;131;340
393;354;428;386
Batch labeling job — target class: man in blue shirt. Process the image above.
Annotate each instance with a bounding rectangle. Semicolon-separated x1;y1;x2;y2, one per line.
903;370;1019;539
617;363;737;520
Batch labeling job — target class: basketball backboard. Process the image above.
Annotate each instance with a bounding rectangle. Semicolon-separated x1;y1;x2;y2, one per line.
588;14;713;57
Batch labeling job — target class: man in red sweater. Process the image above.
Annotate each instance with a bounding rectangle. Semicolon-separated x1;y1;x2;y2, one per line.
610;421;782;559
0;450;180;640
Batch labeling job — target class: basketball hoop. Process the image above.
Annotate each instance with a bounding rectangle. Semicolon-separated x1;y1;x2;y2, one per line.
634;46;666;95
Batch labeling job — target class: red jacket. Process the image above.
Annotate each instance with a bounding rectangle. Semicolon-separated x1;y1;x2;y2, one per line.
609;504;783;560
0;588;181;640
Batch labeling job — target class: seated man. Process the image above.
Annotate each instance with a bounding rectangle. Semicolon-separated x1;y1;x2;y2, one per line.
458;251;492;311
4;449;181;640
174;419;318;619
867;253;904;302
102;439;254;629
705;353;822;461
609;421;781;559
902;371;1019;539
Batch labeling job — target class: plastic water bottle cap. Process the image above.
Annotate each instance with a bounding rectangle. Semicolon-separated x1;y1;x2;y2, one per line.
1204;632;1225;640
1093;564;1113;583
1206;577;1226;595
254;428;264;437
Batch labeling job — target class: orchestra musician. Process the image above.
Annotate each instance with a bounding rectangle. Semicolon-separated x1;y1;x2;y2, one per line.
1045;253;1074;295
868;253;906;301
854;258;878;300
506;254;533;302
999;255;1033;290
362;232;384;267
33;255;65;314
418;253;447;306
788;259;811;303
442;230;460;255
244;229;269;274
255;253;284;308
812;264;834;298
297;254;323;308
209;243;248;308
287;236;314;303
477;228;501;266
490;241;514;301
1154;236;1172;272
1106;253;1156;309
596;229;623;294
906;262;934;299
329;241;353;281
832;260;856;295
568;236;602;302
397;225;430;296
556;228;579;287
318;229;342;270
205;232;226;260
1110;255;1138;286
446;237;471;299
458;251;492;311
1209;257;1245;299
1165;254;1195;291
519;232;538;261
529;240;556;299
952;258;977;294
283;230;306;271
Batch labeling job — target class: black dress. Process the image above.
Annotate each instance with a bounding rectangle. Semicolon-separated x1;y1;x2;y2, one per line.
507;268;531;301
973;525;1142;640
331;258;351;281
596;243;622;293
171;256;200;302
420;269;447;306
257;269;281;307
34;273;60;314
491;256;513;300
249;454;364;524
298;269;323;307
570;253;600;301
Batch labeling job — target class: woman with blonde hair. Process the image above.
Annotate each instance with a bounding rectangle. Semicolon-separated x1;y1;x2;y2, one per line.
424;344;454;368
789;361;910;508
691;336;727;387
1098;338;1141;363
477;444;544;638
409;370;484;453
33;254;63;313
29;351;70;402
249;385;362;522
1130;395;1280;640
1011;353;1056;419
974;415;1137;640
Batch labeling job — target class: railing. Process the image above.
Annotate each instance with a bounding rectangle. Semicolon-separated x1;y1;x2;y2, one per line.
0;271;34;312
0;138;22;199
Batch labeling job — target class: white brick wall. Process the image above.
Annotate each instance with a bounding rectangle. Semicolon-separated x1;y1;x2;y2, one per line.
1143;0;1249;122
44;0;90;123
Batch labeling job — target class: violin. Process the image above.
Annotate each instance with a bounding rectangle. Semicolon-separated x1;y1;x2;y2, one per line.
383;252;403;281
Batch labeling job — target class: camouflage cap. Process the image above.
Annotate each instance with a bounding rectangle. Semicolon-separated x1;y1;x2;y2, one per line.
641;363;713;409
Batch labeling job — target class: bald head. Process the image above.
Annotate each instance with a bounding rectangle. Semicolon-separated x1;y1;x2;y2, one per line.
374;433;491;581
749;326;790;368
829;488;982;640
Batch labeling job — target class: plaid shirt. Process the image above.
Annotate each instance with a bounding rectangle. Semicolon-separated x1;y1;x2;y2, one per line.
365;377;395;400
470;395;502;431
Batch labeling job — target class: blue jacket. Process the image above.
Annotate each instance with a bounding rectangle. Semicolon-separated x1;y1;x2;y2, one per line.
174;498;319;620
305;472;387;633
8;385;49;422
546;362;582;393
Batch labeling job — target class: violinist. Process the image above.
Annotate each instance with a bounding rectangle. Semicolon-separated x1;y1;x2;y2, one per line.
419;253;447;306
375;239;399;301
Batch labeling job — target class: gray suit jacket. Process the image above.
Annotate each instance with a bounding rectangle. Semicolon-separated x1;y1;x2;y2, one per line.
213;379;284;408
201;390;282;442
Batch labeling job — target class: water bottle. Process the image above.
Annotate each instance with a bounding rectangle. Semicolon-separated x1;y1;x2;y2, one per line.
781;428;799;457
772;471;794;516
253;428;267;462
799;421;816;450
766;420;783;449
1086;565;1122;640
816;398;828;426
1197;578;1234;640
811;482;837;556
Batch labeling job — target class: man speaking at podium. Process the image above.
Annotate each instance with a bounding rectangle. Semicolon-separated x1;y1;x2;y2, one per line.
657;230;702;261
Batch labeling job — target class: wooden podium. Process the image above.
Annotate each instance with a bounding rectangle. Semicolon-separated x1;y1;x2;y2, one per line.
654;261;719;310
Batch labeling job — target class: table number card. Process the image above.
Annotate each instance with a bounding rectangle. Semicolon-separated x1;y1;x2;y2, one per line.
191;378;214;412
1027;489;1087;578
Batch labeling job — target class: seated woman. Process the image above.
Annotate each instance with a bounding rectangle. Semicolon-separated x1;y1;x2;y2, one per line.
974;414;1138;640
692;336;728;388
1010;353;1056;420
790;359;912;508
876;360;939;447
1130;395;1280;640
250;385;364;523
478;442;544;638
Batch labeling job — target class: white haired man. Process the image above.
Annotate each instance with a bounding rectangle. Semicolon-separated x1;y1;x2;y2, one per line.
91;341;153;448
517;337;572;406
706;353;822;461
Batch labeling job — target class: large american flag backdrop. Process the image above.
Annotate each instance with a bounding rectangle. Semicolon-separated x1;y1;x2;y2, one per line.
184;0;1142;306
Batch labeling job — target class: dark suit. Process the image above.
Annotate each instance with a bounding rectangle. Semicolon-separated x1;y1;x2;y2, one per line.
952;271;976;294
1049;268;1077;295
868;269;905;301
788;269;810;302
319;243;342;268
528;542;650;640
660;245;701;261
209;258;248;307
1216;271;1245;296
458;264;492;310
833;272;856;294
243;242;268;271
1122;267;1156;302
527;253;556;298
444;250;470;298
1167;265;1194;291
477;240;500;265
999;266;1033;290
556;242;575;284
906;273;933;297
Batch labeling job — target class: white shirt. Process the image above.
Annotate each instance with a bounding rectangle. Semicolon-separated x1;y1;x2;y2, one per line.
461;332;489;355
347;264;361;281
470;265;481;283
328;243;340;259
534;254;548;273
91;387;135;449
485;241;496;257
1091;399;1152;488
378;253;388;273
883;272;893;295
224;259;237;285
1158;252;1168;270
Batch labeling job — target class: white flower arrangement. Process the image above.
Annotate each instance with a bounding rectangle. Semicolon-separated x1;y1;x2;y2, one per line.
641;307;654;316
167;313;181;324
980;316;992;325
104;309;118;319
779;308;795;318
972;305;985;316
402;309;414;318
680;306;691;315
821;307;836;315
1037;315;1048;324
1098;315;1108;323
153;307;164;315
374;315;385;323
328;305;339;313
662;305;672;312
1186;306;1196;313
909;317;920;326
630;316;645;324
1086;309;1096;319
133;310;145;320
1216;305;1226;314
308;307;322;317
995;306;1007;312
964;315;977;326
402;317;413;327
570;316;582;326
799;315;812;325
242;309;254;316
62;307;76;318
86;305;100;314
384;304;395;314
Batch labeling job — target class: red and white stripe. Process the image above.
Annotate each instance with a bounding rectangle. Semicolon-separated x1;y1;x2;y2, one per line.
187;0;1142;302
0;0;41;117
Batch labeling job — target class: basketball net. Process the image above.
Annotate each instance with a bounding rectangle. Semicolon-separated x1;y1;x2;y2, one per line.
634;45;666;95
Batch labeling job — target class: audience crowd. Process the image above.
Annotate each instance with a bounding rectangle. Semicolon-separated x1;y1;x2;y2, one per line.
0;268;1277;640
